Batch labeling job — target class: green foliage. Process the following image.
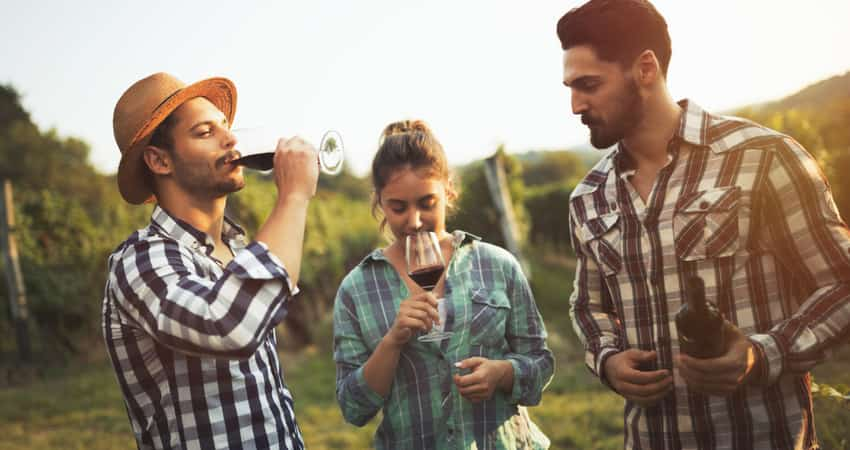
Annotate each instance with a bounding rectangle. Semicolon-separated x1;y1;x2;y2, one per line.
0;85;151;359
521;150;586;188
449;147;529;247
525;184;575;250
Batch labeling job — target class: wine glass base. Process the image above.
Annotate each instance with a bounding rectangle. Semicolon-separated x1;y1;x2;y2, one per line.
417;331;454;342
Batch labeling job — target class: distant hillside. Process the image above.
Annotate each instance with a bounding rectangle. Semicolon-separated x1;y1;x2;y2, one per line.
514;147;603;169
749;71;850;114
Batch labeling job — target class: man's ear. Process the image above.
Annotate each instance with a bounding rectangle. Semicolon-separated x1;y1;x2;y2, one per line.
633;49;662;86
143;146;173;176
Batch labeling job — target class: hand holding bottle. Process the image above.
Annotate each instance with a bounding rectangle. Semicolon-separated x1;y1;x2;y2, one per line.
675;322;760;396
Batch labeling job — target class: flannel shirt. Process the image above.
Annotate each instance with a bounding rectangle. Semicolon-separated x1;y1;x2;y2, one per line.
102;205;304;450
334;231;554;449
568;100;850;450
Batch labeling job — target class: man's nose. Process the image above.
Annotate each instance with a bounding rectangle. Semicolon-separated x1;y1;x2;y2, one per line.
223;127;237;149
571;91;588;115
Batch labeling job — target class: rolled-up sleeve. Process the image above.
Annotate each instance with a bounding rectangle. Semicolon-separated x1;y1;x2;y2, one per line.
568;208;623;385
502;254;555;406
108;238;295;359
333;281;385;426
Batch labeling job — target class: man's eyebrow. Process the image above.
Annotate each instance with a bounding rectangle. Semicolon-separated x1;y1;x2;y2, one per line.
564;75;600;87
189;117;228;131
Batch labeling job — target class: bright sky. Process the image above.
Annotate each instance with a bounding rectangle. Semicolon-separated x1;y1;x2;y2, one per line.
2;1;849;177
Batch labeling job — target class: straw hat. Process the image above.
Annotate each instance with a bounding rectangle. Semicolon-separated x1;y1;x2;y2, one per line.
112;72;237;204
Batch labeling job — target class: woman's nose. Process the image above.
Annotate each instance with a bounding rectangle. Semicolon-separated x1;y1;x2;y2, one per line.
406;210;422;230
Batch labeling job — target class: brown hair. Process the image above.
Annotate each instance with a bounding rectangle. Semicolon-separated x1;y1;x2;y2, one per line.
371;119;458;230
557;0;672;77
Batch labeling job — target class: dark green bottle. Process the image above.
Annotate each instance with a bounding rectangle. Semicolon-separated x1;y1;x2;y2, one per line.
675;276;726;359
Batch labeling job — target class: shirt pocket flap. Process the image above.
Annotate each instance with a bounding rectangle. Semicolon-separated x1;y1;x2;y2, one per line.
677;186;740;213
579;212;621;242
470;288;512;311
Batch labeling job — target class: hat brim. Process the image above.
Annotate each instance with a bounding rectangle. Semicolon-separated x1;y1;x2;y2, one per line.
117;77;237;204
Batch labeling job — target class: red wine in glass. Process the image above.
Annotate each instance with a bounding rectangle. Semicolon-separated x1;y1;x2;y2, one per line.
409;265;445;291
406;231;453;342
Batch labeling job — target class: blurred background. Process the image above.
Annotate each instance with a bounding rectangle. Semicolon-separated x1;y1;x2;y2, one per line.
1;1;849;449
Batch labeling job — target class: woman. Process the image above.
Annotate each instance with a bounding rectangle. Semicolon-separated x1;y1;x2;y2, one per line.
333;120;554;449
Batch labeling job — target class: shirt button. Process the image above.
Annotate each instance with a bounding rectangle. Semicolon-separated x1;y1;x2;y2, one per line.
700;201;710;210
610;202;618;211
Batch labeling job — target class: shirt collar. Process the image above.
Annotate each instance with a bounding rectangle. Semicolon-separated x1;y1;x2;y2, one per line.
611;98;709;174
359;230;481;266
150;205;246;251
675;99;711;148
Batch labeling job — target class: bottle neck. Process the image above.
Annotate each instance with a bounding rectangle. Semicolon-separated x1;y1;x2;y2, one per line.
686;276;708;314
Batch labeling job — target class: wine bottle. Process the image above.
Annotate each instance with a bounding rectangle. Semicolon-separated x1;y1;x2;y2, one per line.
675;276;726;359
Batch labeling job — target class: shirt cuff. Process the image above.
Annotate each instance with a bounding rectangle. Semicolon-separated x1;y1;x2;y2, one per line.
748;333;785;385
593;347;621;390
507;359;524;404
348;365;386;409
230;241;300;296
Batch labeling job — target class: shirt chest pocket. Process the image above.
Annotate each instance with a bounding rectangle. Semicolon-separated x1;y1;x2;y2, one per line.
673;186;741;261
468;288;512;348
577;212;623;277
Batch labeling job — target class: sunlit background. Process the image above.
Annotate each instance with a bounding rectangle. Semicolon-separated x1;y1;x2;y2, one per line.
2;0;849;176
2;2;850;449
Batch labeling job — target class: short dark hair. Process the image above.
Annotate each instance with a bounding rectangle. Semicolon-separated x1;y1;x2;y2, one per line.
148;112;177;151
557;0;672;77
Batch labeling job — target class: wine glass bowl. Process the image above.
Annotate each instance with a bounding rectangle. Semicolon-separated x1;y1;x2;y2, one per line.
229;127;345;175
406;231;453;342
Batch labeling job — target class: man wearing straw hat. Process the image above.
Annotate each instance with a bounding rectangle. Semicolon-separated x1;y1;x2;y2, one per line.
103;72;317;449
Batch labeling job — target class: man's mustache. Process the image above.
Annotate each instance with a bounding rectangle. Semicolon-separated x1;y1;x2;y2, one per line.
216;151;242;168
581;115;600;126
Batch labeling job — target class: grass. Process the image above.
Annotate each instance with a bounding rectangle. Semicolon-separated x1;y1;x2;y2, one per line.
0;248;847;449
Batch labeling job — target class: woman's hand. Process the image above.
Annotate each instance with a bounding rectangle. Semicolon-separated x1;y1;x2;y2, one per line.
384;292;440;348
453;357;514;403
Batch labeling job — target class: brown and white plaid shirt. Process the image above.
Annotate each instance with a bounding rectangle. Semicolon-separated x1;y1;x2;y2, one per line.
568;100;850;450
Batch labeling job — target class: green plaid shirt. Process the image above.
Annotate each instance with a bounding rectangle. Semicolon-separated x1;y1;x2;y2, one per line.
333;231;554;450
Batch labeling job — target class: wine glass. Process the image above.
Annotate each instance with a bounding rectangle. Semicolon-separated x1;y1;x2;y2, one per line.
229;127;344;175
406;231;453;342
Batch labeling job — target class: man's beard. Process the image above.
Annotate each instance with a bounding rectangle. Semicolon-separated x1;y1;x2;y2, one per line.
585;78;643;149
173;152;245;198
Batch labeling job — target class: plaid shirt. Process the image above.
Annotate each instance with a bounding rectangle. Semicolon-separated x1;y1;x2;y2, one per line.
102;205;304;450
569;100;850;450
333;231;554;450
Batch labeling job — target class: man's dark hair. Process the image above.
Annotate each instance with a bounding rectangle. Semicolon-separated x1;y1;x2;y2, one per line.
557;0;672;77
148;113;177;151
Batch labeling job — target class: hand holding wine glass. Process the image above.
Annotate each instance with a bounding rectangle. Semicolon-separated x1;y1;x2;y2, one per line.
406;231;453;342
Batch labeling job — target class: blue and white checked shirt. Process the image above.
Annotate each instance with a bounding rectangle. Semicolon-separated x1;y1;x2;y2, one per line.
102;205;304;450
